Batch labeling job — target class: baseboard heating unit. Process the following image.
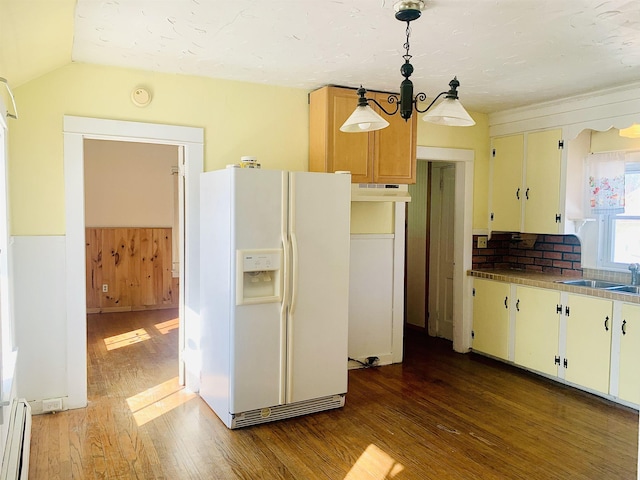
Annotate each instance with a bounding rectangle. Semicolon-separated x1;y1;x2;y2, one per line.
230;394;345;429
0;399;31;480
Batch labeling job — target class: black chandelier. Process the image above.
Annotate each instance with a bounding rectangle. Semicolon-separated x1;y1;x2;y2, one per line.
341;0;475;133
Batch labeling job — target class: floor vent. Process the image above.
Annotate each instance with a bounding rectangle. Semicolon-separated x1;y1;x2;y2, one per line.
231;394;345;429
0;399;31;480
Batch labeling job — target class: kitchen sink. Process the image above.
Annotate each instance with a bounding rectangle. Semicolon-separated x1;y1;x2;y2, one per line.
608;285;640;294
555;279;624;289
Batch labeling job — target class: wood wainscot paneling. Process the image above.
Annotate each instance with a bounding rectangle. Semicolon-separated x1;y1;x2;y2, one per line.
85;228;178;313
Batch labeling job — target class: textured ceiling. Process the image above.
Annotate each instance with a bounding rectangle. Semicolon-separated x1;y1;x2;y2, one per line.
7;0;640;114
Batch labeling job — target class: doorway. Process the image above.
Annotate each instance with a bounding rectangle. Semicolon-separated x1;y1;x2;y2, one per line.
406;160;455;341
63;117;203;410
429;163;455;341
405;146;474;353
83;140;180;314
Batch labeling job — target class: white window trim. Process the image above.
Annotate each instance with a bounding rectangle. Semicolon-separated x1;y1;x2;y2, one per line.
600;159;640;270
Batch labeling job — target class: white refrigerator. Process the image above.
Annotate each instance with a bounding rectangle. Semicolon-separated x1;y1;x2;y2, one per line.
199;168;351;428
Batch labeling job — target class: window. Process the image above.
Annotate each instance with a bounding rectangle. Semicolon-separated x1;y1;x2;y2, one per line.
602;159;640;268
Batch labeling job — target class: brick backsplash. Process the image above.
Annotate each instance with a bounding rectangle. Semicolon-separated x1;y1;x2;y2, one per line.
472;233;583;276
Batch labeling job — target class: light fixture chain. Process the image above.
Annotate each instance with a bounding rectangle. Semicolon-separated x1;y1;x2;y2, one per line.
403;21;412;62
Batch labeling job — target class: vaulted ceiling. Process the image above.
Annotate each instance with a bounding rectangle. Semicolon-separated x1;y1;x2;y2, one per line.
2;0;640;113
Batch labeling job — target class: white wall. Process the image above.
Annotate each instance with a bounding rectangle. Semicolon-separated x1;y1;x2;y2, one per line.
84;140;178;227
84;139;180;275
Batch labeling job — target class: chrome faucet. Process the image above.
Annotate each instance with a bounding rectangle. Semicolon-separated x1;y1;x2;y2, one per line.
629;263;640;285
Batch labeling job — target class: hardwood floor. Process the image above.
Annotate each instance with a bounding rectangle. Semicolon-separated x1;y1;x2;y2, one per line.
29;310;638;479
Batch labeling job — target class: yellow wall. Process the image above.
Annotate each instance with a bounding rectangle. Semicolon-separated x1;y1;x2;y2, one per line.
0;0;75;89
9;63;309;235
418;111;490;231
9;62;489;235
350;202;395;234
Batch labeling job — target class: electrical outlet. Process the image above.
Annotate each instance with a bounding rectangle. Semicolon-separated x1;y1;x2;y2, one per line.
42;397;63;413
477;236;488;248
102;284;108;292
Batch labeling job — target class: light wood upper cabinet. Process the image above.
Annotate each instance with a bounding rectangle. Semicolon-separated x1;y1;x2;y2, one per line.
490;128;564;233
309;86;417;184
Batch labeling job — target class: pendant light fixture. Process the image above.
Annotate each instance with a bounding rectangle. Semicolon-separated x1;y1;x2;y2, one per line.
619;124;640;138
340;0;474;133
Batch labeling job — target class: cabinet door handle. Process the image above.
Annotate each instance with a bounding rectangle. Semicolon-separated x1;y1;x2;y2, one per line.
622;319;627;335
516;188;520;200
525;187;530;200
604;316;609;331
516;299;520;311
504;296;508;309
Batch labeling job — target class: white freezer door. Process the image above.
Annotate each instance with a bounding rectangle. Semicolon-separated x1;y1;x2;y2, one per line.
286;172;350;403
230;169;287;413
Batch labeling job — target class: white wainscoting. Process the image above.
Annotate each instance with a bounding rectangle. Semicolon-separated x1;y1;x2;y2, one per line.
11;236;68;408
348;234;395;367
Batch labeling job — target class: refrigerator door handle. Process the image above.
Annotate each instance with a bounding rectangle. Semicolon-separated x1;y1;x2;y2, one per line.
279;171;289;405
281;173;290;311
286;233;298;404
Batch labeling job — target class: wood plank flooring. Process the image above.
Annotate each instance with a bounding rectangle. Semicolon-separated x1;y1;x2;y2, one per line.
29;310;638;479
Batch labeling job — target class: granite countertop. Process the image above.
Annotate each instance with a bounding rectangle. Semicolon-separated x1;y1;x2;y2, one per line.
468;269;640;304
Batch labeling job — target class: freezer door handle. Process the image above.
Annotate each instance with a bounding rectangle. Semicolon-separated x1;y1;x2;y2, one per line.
290;231;299;316
289;172;299;317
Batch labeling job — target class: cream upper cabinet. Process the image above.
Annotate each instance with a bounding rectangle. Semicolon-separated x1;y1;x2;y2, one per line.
490;129;564;234
472;278;510;360
308;86;417;184
619;303;640;404
514;286;561;377
564;294;613;394
524;129;564;233
490;134;524;232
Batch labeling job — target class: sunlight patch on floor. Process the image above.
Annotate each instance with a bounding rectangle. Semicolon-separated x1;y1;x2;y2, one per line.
154;317;179;334
344;444;404;480
126;376;196;426
104;328;151;351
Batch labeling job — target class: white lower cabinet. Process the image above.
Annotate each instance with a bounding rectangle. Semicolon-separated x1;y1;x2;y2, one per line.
514;286;560;377
618;303;640;404
563;294;612;395
472;277;637;408
472;278;510;360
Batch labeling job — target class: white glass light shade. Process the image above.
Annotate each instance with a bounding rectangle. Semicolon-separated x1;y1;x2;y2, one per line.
619;124;640;138
340;105;390;133
422;98;475;127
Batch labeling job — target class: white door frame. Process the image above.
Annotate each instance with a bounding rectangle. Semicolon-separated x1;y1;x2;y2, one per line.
417;146;474;353
63;116;203;409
